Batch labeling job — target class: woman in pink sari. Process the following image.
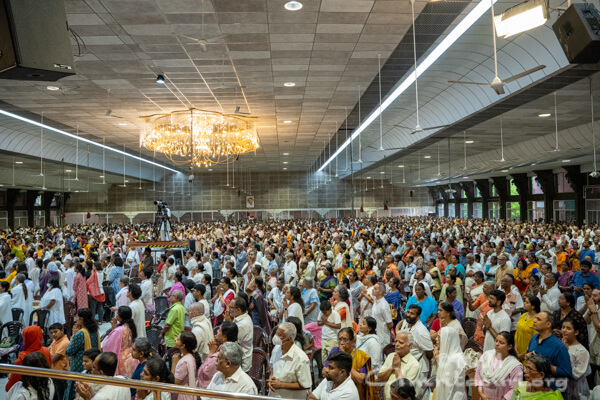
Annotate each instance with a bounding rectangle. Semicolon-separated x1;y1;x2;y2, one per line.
102;306;139;376
73;263;88;309
169;272;186;297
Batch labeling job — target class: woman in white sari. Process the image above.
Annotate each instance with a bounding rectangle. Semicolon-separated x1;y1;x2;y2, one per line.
474;331;523;400
332;284;352;328
0;282;12;325
11;274;32;325
432;327;467;400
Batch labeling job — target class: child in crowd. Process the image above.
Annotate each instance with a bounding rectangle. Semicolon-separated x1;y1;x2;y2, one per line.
49;323;70;400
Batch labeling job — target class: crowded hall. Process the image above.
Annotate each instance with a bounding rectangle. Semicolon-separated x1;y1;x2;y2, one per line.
3;0;600;400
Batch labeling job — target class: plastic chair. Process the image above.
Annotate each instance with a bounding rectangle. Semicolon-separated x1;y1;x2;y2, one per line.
154;296;169;316
11;308;24;324
132;277;142;285
146;325;165;357
310;348;323;389
145;310;155;322
63;301;76;338
383;343;395;358
163;347;182;371
462;317;477;339
248;348;269;395
432;289;442;302
0;321;23;373
29;309;50;344
253;325;267;350
464;339;483;354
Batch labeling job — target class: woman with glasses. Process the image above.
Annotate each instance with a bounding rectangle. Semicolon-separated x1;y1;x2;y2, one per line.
511;354;564;399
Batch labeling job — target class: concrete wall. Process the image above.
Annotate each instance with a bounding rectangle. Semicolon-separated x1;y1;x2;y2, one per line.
65;171;434;214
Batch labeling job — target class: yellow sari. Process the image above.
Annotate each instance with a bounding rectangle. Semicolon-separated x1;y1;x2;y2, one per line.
0;270;17;288
351;349;376;400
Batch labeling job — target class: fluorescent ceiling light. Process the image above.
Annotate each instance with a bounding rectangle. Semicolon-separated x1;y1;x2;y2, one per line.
562;159;571;162
284;1;303;11
284;82;296;87
99;175;105;178
398;165;404;167
380;171;385;174
283;167;288;170
0;109;179;173
494;0;548;38
283;153;289;155
502;169;509;172
318;0;497;172
65;169;72;172
15;161;23;164
283;161;288;164
119;122;128;126
424;155;431;159
47;86;60;91
283;120;292;124
465;140;474;144
367;176;371;179
538;113;551;118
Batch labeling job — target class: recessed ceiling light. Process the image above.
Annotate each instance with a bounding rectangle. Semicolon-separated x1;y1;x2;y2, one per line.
465;140;474;144
99;175;104;178
380;171;385;174
208;169;213;171
124;180;129;183
538;113;551;118
531;163;536;166
283;167;287;170
118;123;127;126
283;153;289;155
15;161;23;164
47;86;60;91
65;169;72;172
398;165;404;168
502;169;509;172
283;120;292;124
284;1;303;11
75;190;80;193
284;82;296;87
562;159;571;162
424;156;431;159
283;161;288;164
367;176;371;179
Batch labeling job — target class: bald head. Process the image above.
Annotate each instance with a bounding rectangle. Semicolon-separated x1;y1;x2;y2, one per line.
190;302;205;317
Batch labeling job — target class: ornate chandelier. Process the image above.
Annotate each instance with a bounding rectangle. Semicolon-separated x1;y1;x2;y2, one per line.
141;109;259;167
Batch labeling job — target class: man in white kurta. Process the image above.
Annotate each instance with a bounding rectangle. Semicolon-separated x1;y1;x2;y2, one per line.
229;297;253;373
190;302;214;363
204;342;257;400
371;282;393;346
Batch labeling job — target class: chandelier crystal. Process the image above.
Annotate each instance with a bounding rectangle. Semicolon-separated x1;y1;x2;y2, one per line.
141;109;259;167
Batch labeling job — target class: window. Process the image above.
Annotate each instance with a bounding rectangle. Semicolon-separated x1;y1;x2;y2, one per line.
490;184;498;197
531;177;544;195
555;172;574;193
34;195;42;207
554;200;575;223
459;203;468;218
437;203;444;217
506;201;520;221
33;210;45;227
509;179;519;196
587;200;600;224
0;211;7;229
527;201;544;221
448;203;455;218
475;186;481;198
473;202;483;219
461;190;467;199
14;210;27;228
489;201;500;220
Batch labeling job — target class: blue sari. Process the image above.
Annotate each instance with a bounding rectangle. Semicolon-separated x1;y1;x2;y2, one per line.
319;276;338;300
385;290;403;325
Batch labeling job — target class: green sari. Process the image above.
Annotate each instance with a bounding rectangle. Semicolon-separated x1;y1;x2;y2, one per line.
510;382;564;400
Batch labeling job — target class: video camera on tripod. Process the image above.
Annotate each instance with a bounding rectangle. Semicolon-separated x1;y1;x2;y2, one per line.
153;199;172;240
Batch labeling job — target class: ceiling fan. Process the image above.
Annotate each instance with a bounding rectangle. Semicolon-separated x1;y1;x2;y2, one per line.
105;89;123;118
213;54;246;90
234;106;250;115
448;0;545;95
179;13;228;52
491;115;518;162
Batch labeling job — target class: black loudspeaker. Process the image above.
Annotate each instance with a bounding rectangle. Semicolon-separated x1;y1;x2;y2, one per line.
409;190;414;198
553;3;600;64
0;0;75;81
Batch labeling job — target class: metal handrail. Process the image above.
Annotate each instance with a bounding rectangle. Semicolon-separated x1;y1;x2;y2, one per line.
0;364;285;400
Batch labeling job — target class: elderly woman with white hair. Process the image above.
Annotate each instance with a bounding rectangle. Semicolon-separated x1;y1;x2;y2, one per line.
268;322;312;399
332;284;352;329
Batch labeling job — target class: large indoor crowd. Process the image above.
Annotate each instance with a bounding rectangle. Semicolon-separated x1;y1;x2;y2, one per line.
1;216;600;400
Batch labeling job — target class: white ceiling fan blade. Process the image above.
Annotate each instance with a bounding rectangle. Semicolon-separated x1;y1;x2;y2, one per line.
503;65;546;84
111;114;123;118
206;35;229;43
200;43;208;52
178;34;202;42
409;124;448;135
448;80;489;86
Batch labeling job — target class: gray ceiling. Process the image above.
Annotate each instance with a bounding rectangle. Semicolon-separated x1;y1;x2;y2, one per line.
1;0;599;191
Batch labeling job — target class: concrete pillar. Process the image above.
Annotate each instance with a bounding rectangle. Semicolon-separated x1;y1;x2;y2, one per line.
533;170;555;223
563;165;585;226
511;173;529;222
491;177;509;220
475;179;491;219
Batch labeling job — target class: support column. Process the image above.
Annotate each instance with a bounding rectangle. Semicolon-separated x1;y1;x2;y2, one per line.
451;184;462;217
564;165;585;226
475;179;491;219
461;181;475;218
533;170;555;223
26;190;38;227
491;177;508;220
6;189;18;229
511;173;529;222
43;192;54;226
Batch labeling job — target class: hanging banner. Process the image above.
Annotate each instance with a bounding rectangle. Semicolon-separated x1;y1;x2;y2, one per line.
246;196;254;209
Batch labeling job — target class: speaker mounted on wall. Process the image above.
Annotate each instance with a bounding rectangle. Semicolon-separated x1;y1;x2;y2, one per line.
0;0;75;81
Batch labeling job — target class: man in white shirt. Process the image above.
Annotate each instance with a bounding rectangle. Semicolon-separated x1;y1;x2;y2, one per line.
185;250;198;274
125;248;140;266
75;352;131;400
227;296;253;373
127;284;147;339
140;267;154;311
538;272;561;313
464;254;483;294
190;302;214;363
282;252;298;286
204;342;257;400
372;282;394;346
268;322;312;399
268;277;286;316
63;259;76;301
308;351;359;400
483;290;512;352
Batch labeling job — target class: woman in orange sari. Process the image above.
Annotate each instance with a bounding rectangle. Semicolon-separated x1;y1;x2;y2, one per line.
326;327;376;400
